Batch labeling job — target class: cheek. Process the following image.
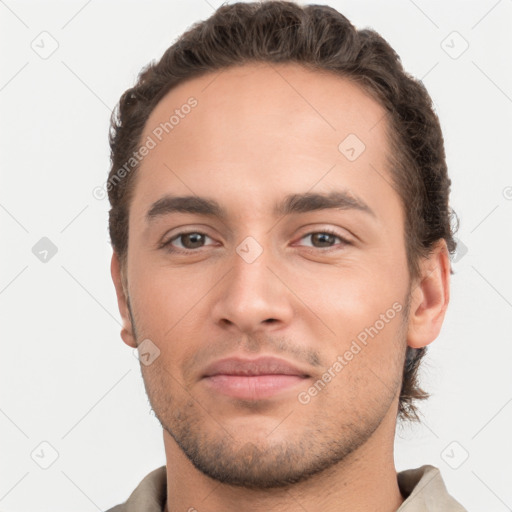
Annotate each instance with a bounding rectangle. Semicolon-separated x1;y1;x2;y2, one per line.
314;310;405;407
128;260;203;340
292;264;407;381
128;263;223;377
294;262;403;329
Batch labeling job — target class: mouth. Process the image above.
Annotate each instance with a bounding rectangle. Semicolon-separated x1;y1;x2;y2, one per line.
201;356;311;400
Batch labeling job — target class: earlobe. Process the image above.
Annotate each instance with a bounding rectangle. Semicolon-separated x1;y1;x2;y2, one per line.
407;239;451;350
110;251;138;348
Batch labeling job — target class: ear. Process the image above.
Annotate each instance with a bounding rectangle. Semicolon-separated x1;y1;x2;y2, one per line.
111;251;137;348
407;239;451;349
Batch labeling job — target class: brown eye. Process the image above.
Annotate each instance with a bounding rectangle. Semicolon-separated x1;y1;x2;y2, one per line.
309;232;337;247
298;230;350;249
162;232;213;252
178;233;206;249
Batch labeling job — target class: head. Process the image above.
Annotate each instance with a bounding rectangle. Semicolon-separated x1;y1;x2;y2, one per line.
108;1;456;488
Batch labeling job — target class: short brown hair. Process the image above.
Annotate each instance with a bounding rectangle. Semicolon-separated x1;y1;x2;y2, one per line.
107;1;459;422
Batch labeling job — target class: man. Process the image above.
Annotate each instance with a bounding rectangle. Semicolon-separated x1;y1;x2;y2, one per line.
106;1;466;510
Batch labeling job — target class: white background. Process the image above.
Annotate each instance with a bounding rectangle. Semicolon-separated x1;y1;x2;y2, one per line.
1;1;511;510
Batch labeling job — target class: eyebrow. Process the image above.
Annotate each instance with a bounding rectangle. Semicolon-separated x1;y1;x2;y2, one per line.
145;190;376;223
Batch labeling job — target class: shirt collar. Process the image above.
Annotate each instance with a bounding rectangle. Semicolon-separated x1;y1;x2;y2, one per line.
111;464;466;512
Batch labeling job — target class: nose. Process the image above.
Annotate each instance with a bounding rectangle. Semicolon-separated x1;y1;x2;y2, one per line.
211;242;294;334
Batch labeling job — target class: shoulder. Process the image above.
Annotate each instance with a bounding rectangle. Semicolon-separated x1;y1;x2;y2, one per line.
104;465;167;512
397;464;467;511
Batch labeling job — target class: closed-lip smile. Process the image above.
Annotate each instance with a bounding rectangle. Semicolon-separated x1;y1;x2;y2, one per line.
201;356;310;400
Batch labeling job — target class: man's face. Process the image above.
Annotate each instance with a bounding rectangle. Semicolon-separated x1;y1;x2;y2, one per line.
119;62;412;488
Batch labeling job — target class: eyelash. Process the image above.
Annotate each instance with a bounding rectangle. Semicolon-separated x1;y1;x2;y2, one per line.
159;228;351;254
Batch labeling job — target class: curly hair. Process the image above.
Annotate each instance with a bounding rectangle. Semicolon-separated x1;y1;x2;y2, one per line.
107;1;458;423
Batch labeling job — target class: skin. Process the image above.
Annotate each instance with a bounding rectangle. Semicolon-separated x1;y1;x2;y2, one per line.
111;62;451;512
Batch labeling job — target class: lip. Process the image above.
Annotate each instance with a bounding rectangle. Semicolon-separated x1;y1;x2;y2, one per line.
201;356;311;400
202;356;310;378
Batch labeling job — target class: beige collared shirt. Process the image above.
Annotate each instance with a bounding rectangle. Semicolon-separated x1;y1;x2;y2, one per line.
106;464;467;511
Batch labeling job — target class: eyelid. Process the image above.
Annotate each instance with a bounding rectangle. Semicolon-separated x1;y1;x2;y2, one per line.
159;229;217;251
159;226;353;254
294;225;354;244
159;223;217;242
293;228;352;249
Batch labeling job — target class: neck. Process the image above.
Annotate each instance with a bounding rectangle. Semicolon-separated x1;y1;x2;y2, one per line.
163;410;405;512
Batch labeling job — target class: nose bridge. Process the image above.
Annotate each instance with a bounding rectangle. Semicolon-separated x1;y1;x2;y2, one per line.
212;235;293;331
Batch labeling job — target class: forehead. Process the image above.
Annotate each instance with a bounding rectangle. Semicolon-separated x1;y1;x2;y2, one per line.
131;62;398;225
142;61;389;154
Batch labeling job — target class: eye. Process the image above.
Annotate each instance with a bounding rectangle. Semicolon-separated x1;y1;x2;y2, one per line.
159;228;351;254
296;229;351;250
160;231;214;253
